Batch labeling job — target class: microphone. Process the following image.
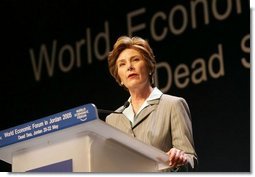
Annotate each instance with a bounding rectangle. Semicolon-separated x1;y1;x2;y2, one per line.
98;101;130;114
123;100;130;108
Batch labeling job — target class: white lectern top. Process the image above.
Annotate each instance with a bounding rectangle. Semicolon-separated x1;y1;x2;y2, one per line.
0;103;169;172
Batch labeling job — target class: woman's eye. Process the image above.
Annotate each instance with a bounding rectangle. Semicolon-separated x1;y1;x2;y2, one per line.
119;63;125;67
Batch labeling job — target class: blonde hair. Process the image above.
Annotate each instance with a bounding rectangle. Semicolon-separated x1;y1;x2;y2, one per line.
108;36;156;86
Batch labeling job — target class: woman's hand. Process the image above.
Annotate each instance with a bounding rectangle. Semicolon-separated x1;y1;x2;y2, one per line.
166;147;188;168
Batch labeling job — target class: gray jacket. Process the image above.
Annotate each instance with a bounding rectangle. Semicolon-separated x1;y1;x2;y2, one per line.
106;94;198;171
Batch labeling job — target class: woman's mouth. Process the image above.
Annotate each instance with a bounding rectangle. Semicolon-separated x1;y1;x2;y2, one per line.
128;73;138;79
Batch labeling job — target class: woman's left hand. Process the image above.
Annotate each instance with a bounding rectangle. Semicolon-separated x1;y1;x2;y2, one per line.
166;147;188;168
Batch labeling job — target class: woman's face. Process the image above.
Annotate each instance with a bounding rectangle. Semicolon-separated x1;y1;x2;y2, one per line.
116;48;150;90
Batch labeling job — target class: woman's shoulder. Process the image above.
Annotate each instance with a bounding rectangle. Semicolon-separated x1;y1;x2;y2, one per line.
160;94;189;108
160;94;190;113
161;94;186;103
105;112;121;124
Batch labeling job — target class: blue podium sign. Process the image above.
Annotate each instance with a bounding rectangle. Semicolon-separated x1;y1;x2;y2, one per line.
0;103;97;148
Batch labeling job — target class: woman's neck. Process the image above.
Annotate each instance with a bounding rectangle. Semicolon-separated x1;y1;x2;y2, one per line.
129;85;153;113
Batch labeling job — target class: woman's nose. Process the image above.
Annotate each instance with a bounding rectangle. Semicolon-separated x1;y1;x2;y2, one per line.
127;64;134;71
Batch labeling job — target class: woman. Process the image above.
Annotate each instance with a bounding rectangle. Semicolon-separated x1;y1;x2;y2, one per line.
106;36;198;171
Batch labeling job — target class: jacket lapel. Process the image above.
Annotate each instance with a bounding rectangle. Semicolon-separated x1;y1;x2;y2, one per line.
132;99;160;129
120;113;132;129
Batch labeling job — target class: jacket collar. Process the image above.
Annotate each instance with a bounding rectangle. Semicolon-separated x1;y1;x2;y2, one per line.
122;87;163;124
132;98;160;129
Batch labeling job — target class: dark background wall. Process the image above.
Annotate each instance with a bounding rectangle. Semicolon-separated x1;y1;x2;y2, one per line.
0;0;250;172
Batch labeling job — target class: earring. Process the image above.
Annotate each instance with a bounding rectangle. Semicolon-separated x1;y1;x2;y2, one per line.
121;81;124;86
149;72;152;76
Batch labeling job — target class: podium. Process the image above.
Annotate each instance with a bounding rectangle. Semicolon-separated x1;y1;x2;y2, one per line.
0;103;169;172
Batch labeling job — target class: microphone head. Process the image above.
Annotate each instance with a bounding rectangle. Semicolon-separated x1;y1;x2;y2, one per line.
123;101;130;108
